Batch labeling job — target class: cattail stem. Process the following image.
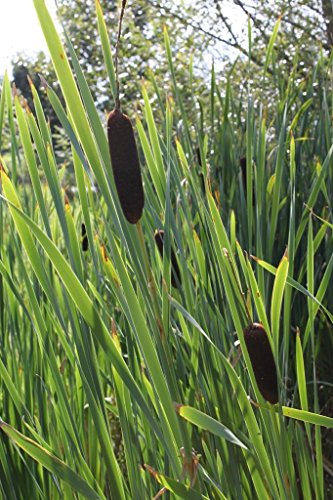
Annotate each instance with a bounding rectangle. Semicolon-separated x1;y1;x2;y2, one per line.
115;0;127;111
136;221;164;337
224;249;252;324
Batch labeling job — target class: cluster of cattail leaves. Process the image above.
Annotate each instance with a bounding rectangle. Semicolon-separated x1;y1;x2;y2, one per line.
0;0;332;498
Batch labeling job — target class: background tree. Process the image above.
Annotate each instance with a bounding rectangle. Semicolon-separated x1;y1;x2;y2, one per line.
191;0;332;65
10;0;333;162
12;0;333;109
57;0;209;112
10;0;209;166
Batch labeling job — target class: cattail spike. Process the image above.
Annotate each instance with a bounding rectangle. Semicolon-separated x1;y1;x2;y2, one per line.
244;323;278;404
81;223;88;252
107;109;144;224
154;229;181;288
240;155;255;205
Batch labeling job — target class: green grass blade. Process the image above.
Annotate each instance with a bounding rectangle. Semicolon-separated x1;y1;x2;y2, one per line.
0;421;102;500
178;406;247;449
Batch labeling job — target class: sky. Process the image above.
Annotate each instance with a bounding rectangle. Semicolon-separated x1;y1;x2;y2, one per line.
0;0;57;76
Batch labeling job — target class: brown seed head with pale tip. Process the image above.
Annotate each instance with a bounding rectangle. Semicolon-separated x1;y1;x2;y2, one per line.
107;109;144;224
244;322;278;404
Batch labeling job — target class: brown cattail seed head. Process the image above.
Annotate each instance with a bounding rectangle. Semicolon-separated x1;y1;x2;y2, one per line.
240;155;255;205
240;156;247;191
244;323;278;404
196;148;206;191
81;223;88;252
107;109;144;224
154;229;181;288
196;147;202;167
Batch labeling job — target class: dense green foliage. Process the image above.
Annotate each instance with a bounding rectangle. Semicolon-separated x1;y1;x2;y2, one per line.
0;0;332;498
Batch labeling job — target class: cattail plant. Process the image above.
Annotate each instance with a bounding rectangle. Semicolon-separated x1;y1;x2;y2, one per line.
107;0;144;224
154;229;181;288
244;323;278;404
